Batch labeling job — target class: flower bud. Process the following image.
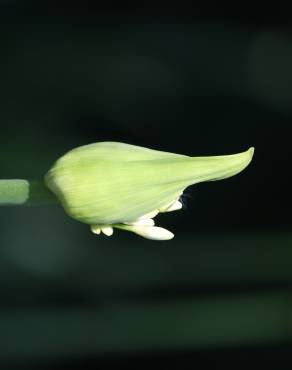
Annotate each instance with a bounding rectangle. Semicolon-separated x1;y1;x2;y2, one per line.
45;142;254;240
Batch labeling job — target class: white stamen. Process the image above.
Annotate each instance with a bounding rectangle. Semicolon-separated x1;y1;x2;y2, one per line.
160;200;182;212
129;225;174;240
91;225;101;234
138;210;159;220
101;226;114;236
125;218;155;226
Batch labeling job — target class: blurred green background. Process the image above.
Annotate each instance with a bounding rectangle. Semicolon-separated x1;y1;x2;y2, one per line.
1;3;292;369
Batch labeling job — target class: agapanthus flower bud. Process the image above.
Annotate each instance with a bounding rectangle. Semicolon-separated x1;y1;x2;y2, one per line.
45;142;254;240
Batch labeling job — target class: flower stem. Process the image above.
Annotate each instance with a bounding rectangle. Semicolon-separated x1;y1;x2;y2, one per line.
0;179;57;206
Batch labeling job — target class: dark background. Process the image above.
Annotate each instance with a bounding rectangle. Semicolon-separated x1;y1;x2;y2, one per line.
0;2;292;369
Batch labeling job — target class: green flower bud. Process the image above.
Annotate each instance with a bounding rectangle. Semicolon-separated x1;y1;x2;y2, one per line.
45;142;254;240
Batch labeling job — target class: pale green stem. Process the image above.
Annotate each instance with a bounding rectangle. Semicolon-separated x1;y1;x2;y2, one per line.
0;179;57;206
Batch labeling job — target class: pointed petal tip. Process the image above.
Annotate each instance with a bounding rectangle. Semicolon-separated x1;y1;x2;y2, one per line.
239;146;254;166
248;146;255;158
203;146;255;182
242;146;255;167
